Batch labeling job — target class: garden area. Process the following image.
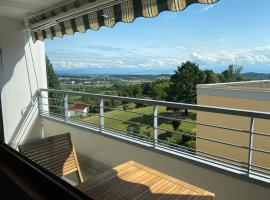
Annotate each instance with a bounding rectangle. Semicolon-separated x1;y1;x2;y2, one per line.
72;103;197;149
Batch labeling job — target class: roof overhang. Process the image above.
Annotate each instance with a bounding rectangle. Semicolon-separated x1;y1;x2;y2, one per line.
0;0;68;19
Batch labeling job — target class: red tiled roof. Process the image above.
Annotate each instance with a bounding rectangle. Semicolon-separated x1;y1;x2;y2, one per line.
70;103;88;110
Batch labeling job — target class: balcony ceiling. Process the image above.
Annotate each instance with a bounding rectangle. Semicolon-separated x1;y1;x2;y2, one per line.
0;0;69;19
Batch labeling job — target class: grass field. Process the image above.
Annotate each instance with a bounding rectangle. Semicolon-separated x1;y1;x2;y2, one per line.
75;104;196;141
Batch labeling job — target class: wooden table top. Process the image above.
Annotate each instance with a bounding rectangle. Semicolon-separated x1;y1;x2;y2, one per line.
77;161;215;200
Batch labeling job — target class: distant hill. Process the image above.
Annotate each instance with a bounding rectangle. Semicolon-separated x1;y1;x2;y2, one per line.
242;72;270;80
55;68;174;75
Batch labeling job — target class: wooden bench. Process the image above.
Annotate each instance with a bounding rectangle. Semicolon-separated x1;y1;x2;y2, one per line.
77;161;215;200
18;133;83;184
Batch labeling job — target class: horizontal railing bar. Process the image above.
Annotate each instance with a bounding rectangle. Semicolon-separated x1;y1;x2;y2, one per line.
159;116;249;134
103;106;150;116
41;104;65;110
40;111;65;119
251;148;270;155
251;168;270;178
157;127;196;137
196;135;249;149
66;109;100;117
104;116;153;128
40;89;270;120
157;143;248;173
157;127;248;149
104;125;153;141
67;119;100;129
41;111;101;128
249;170;270;179
157;139;248;166
253;131;270;137
68;100;100;108
251;164;270;171
41;96;64;102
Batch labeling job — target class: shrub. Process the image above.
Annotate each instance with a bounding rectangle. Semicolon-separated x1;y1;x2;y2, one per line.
127;124;141;135
186;140;196;149
166;133;182;145
159;131;173;141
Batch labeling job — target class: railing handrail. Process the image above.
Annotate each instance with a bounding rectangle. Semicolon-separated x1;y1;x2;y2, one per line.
39;88;270;120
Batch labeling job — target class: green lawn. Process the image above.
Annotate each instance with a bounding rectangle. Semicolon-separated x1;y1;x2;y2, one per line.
76;105;196;140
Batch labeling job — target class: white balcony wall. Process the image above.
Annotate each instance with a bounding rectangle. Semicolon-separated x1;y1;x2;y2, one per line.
0;16;47;148
43;118;270;200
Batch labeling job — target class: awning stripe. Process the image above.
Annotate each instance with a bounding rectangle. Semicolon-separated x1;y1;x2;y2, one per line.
30;0;218;42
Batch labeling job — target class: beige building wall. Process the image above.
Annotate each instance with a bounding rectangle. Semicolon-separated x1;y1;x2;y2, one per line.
197;84;270;172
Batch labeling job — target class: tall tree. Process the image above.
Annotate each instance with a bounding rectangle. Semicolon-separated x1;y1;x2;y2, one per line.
46;55;61;89
166;61;203;115
220;64;243;82
201;70;219;84
46;56;62;114
152;80;169;100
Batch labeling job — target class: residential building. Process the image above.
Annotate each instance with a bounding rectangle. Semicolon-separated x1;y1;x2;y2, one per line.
69;103;89;117
197;80;270;172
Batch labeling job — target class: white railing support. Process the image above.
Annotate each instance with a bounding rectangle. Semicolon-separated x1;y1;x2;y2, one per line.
37;90;42;114
247;117;255;176
64;93;69;120
153;105;158;147
100;97;104;132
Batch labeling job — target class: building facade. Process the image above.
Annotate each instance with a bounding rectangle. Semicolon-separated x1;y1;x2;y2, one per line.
197;80;270;171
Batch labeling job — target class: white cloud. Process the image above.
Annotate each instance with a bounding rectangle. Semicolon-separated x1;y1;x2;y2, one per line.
190;45;270;69
47;49;178;71
47;44;270;73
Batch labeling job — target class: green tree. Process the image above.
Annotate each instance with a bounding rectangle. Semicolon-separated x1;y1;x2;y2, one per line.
141;82;152;96
172;118;181;131
166;61;203;115
46;56;62;114
152;80;170;100
220;64;243;82
46;56;61;89
201;70;220;84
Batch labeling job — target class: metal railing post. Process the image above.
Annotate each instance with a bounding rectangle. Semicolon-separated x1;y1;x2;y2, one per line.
37;90;42;114
153;105;158;147
247;117;255;176
64;93;69;121
100;97;104;132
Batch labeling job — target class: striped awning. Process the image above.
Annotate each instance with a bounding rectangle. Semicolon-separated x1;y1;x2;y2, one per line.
29;0;218;42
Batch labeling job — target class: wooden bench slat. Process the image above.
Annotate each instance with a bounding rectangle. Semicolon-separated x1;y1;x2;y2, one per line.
20;140;72;154
24;146;73;160
20;134;71;150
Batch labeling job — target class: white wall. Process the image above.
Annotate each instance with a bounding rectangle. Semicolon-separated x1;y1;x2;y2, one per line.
0;16;47;148
43;119;270;200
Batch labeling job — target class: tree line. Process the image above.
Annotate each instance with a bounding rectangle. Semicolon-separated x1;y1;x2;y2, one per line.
117;61;244;105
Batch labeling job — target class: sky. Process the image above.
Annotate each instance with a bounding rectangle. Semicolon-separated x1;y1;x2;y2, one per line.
45;0;270;74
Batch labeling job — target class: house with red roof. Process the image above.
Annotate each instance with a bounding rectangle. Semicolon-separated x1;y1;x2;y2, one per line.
68;103;89;117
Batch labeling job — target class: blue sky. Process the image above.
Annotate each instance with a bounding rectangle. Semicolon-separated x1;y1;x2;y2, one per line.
46;0;270;74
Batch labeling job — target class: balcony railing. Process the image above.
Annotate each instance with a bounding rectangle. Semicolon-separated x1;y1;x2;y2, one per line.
38;88;270;183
